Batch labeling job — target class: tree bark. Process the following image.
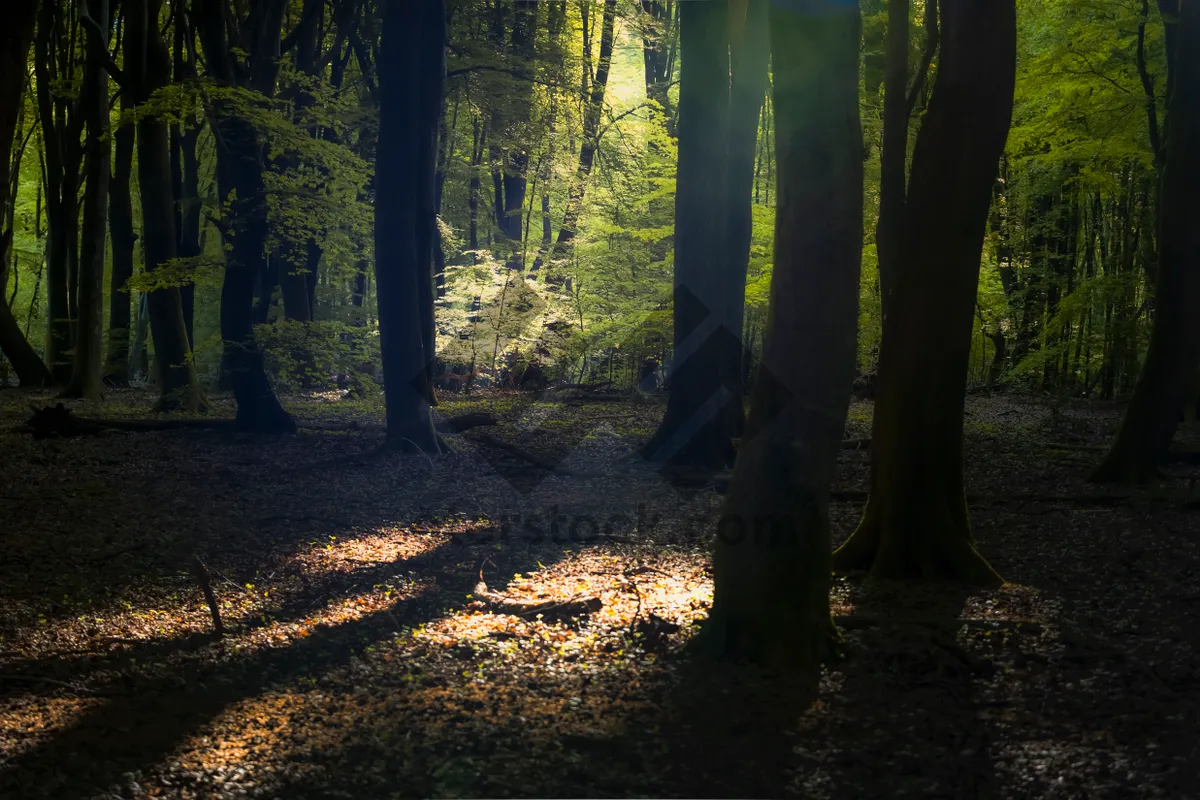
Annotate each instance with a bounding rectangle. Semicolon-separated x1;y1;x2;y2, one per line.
193;0;295;433
35;1;82;384
1091;1;1200;484
0;0;50;387
63;0;112;401
374;0;444;453
833;0;1015;585
722;0;770;435
105;97;136;385
704;0;863;669
128;0;206;411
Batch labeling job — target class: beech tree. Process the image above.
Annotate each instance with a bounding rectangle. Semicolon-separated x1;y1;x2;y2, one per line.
706;0;863;667
642;0;769;470
63;0;112;401
1091;0;1199;484
833;0;1016;584
193;0;296;432
0;1;50;388
374;0;445;452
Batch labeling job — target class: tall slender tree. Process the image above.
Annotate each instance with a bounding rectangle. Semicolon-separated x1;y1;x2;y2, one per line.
0;0;51;388
1092;0;1200;484
374;0;445;452
833;0;1017;584
63;0;112;400
706;0;863;667
124;0;206;411
192;0;296;432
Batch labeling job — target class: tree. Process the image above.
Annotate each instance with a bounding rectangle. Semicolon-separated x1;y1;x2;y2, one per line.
63;0;112;401
0;0;51;388
642;0;769;469
705;0;863;667
193;0;296;432
641;0;733;470
374;0;445;453
1091;0;1200;484
833;0;1016;584
125;0;206;412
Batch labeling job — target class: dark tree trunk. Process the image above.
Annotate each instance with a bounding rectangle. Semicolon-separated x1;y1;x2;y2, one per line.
0;0;50;387
63;0;112;401
35;1;82;384
721;0;770;439
1092;1;1200;483
876;0;910;322
193;0;295;433
705;0;863;670
833;0;1016;585
105;98;136;385
129;0;206;411
642;0;734;469
374;0;444;452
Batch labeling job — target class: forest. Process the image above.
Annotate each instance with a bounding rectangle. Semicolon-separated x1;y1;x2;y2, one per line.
1;0;1199;796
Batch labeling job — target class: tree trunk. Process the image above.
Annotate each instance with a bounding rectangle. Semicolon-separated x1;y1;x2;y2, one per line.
705;0;863;669
1092;1;1200;484
721;0;770;438
105;98;136;385
129;0;206;411
642;0;734;469
193;0;295;433
374;0;443;453
876;0;909;322
0;0;50;387
35;1;81;384
833;0;1015;585
63;0;112;401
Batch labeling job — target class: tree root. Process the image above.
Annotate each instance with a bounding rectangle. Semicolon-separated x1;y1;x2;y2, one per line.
470;580;601;622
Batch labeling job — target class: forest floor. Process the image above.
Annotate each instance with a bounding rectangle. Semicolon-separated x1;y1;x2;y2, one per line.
0;386;1198;799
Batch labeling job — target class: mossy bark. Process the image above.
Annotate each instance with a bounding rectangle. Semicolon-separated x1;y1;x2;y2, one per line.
832;0;1015;587
704;1;862;670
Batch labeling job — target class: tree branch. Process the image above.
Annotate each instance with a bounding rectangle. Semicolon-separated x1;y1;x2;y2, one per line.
79;4;128;88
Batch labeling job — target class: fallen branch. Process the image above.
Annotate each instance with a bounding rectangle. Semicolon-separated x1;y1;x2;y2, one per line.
472;581;601;622
191;556;224;640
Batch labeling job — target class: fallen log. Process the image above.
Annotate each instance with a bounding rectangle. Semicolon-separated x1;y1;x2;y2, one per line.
472;581;602;622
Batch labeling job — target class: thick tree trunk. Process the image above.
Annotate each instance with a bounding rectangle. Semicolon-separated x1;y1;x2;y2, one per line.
705;0;863;669
63;0;111;401
375;0;443;453
0;0;50;387
642;0;734;469
105;103;136;385
833;0;1015;585
1092;1;1200;484
129;0;206;412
